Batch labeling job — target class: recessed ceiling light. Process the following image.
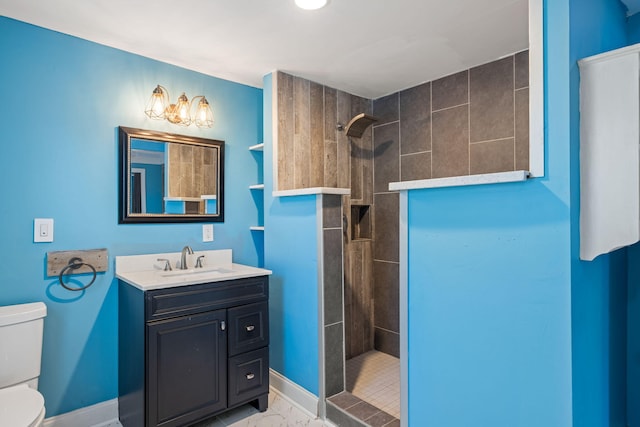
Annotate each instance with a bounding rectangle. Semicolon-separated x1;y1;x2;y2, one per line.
295;0;328;10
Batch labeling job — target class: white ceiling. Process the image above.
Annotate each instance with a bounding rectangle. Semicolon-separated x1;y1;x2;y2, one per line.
0;0;529;99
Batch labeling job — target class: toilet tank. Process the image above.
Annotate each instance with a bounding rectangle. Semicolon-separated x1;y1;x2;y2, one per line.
0;302;47;389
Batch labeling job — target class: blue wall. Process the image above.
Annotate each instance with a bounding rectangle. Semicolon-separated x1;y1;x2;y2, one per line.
626;14;640;426
0;17;263;417
628;243;640;427
405;2;574;425
403;1;639;425
568;1;629;426
262;74;320;396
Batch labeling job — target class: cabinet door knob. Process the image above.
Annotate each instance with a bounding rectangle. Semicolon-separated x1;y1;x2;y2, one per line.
221;321;226;331
246;373;255;380
245;325;255;332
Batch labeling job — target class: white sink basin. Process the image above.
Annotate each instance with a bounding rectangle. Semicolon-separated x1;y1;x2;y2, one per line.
159;267;234;277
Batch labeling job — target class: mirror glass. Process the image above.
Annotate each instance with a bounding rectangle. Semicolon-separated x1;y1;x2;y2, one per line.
119;126;224;223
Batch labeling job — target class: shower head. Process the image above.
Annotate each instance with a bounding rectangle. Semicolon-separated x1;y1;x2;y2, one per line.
337;113;378;138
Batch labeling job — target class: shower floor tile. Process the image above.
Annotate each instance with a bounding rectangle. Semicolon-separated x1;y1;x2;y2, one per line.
346;350;400;419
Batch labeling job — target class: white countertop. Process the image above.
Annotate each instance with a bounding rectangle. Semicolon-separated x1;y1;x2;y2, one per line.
115;249;272;291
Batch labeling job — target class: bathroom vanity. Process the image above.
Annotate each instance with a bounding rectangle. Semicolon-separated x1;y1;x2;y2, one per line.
116;250;271;427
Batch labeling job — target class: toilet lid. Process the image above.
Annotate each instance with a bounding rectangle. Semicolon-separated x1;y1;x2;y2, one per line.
0;384;44;426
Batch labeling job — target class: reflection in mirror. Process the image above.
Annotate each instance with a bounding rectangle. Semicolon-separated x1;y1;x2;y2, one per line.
119;126;224;223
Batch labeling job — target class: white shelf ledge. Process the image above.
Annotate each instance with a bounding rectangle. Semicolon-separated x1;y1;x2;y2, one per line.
250;226;265;231
249;143;264;151
249;184;265;190
389;170;530;191
273;187;351;197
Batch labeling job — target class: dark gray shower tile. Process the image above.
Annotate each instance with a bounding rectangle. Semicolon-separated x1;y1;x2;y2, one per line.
373;260;399;333
469;56;514;142
324;228;343;325
352;94;373;117
383;418;401;427
432;70;469;111
373;93;399;125
515;88;530;171
346;401;380;421
373;123;400;193
323;194;342;229
327;402;368;427
373;193;399;263
401;152;431;181
400;82;431;155
431;105;469;178
515;50;529;90
469;139;515;175
329;391;362;409
374;328;400;358
325;322;345;397
365;410;397;427
400;115;431;155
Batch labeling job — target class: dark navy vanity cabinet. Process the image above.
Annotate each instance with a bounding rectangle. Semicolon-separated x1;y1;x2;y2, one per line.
118;276;269;427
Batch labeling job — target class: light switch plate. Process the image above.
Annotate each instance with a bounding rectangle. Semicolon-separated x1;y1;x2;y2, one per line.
34;218;54;242
202;224;214;242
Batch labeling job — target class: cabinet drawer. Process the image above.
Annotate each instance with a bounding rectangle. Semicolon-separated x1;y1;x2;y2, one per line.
228;301;269;356
228;347;269;408
146;276;268;321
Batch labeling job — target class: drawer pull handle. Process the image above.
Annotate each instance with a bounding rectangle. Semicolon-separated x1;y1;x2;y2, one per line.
246;373;255;380
221;321;226;331
246;325;255;332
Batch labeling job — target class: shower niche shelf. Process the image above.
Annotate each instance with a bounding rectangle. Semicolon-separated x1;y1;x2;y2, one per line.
351;204;371;241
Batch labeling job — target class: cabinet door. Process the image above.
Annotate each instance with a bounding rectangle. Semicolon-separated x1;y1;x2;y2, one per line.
147;309;227;427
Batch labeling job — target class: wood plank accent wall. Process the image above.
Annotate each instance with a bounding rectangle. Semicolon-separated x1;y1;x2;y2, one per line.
276;71;369;192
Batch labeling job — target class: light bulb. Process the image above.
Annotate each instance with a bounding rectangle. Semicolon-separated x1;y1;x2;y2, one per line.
175;93;191;126
295;0;327;10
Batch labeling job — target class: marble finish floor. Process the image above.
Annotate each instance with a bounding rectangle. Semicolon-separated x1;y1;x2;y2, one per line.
109;390;333;427
190;391;332;427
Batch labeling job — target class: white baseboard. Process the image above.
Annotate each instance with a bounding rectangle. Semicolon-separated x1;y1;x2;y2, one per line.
269;369;319;417
43;398;120;427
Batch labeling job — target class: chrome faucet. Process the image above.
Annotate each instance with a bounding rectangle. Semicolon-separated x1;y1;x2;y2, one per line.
180;246;194;270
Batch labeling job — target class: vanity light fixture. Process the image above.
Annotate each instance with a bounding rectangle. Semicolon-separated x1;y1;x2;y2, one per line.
295;0;328;10
144;84;214;128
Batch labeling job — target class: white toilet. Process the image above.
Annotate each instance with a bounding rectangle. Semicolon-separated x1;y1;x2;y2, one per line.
0;302;47;427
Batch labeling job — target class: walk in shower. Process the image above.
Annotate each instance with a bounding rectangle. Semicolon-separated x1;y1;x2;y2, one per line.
335;103;401;425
